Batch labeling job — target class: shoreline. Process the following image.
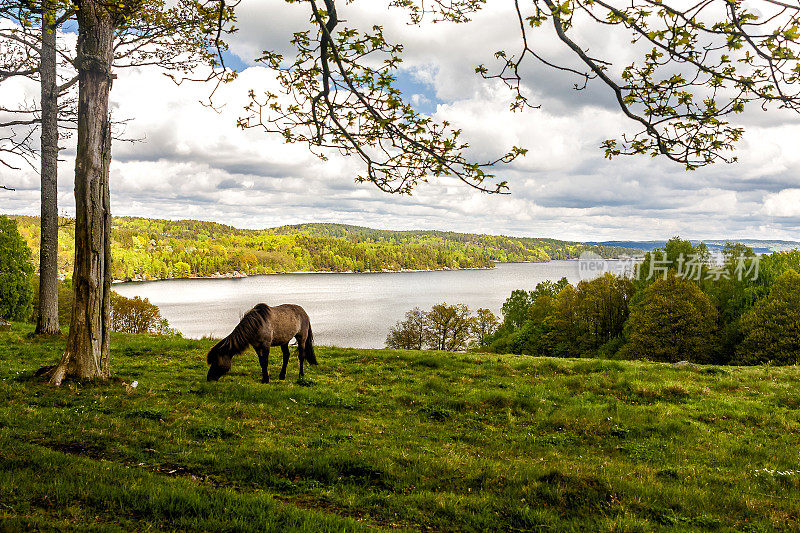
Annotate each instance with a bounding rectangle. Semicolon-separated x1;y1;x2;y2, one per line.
112;264;500;285
111;256;645;285
111;257;642;285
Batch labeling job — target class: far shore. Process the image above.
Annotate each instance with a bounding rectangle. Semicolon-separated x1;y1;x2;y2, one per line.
111;257;643;285
112;264;499;284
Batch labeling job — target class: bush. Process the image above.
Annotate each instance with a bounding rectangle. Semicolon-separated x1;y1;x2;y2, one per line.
110;293;175;335
733;269;800;365
0;216;35;321
508;319;552;356
620;274;718;363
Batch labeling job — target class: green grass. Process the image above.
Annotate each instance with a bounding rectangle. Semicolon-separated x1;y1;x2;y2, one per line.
1;323;799;531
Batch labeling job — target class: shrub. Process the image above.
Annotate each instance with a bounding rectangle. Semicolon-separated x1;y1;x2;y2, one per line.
733;269;800;365
0;216;35;321
621;274;718;363
110;293;175;335
508;319;553;356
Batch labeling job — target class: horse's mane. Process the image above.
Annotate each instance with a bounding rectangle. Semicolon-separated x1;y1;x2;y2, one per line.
207;304;270;363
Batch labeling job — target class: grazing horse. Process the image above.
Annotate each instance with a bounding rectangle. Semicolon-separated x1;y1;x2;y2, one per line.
206;303;317;383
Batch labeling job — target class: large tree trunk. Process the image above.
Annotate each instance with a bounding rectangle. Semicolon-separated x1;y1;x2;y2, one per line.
35;0;60;336
49;1;115;385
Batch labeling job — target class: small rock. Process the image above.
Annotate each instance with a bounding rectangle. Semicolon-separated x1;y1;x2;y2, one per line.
670;360;698;369
0;319;10;331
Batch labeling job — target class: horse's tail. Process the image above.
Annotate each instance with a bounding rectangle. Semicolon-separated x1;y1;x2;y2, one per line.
304;323;317;365
207;307;264;364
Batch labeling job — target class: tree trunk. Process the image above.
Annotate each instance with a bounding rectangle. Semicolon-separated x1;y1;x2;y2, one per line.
49;1;115;385
35;0;60;336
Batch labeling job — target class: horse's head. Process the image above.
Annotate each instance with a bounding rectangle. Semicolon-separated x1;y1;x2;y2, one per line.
206;344;232;381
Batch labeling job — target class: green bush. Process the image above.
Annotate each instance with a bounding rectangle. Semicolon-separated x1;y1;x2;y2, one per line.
0;216;34;321
733;269;800;365
110;293;174;335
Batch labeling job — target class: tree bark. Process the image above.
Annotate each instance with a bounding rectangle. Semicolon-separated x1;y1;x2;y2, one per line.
35;0;61;336
49;1;115;385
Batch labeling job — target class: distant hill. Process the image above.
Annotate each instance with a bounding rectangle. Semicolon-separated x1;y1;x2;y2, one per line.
585;239;800;254
8;216;641;281
269;223;642;259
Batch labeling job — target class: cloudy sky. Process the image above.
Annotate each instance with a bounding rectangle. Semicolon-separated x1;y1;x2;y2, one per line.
1;0;799;241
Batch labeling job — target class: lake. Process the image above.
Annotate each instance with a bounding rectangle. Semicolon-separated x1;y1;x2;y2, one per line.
113;260;635;348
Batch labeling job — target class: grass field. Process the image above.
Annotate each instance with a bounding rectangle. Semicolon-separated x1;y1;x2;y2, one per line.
1;323;799;532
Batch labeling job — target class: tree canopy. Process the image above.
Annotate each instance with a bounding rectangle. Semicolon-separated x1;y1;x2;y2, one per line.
616;274;718;363
0;215;34;321
734;269;800;366
486;0;800;169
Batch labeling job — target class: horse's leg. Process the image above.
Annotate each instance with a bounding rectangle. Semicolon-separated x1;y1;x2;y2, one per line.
296;333;305;378
257;346;270;384
279;344;290;380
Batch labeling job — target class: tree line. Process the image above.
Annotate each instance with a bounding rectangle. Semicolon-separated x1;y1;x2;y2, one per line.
9;216;641;281
481;239;800;365
387;237;800;365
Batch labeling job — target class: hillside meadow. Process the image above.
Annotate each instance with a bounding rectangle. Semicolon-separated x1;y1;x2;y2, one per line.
1;324;799;531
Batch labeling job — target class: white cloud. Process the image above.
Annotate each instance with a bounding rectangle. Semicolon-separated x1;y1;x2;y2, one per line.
687;191;739;215
763;189;800;217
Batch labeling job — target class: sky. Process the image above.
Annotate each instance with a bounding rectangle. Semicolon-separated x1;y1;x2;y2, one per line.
1;0;799;242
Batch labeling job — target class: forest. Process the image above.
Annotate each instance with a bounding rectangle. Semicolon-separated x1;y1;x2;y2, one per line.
483;239;800;366
386;238;800;365
9;215;641;281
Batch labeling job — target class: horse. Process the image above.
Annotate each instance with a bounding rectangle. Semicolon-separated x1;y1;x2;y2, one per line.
206;303;317;383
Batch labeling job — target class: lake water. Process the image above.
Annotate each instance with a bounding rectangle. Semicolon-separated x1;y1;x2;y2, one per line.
113;260;634;348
